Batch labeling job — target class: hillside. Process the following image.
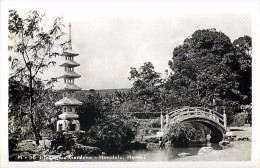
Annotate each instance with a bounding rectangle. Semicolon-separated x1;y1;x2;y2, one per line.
80;88;131;96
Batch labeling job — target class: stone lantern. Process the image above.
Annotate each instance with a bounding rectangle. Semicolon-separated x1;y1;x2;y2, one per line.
55;23;82;132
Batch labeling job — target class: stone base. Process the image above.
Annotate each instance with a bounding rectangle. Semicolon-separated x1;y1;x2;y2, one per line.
156;131;163;137
58;112;78;120
57;119;80;132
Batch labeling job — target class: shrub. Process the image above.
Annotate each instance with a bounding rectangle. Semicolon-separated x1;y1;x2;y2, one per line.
76;91;103;131
85;116;135;154
72;144;101;156
231;113;248;126
52;131;75;150
72;131;87;144
164;121;211;147
9;138;18;154
145;118;160;128
119;100;144;112
143;137;159;143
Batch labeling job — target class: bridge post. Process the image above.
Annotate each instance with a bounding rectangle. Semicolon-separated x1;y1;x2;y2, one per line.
160;111;164;132
223;108;227;130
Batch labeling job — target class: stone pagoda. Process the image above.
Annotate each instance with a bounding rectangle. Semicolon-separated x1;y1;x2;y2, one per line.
55;23;83;132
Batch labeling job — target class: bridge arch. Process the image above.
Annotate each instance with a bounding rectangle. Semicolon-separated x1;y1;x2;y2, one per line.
164;107;227;142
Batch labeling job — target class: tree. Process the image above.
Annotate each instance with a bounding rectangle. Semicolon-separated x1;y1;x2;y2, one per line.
110;90;138;113
8;78;31;140
167;29;237;108
128;62;162;111
76;90;104;131
31;81;62;135
231;35;252;105
8;10;65;145
8;79;62;140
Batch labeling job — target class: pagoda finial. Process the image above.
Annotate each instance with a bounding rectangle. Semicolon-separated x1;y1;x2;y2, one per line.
55;22;82;132
68;23;72;50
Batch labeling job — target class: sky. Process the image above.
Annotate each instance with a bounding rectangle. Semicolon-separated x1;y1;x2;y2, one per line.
2;1;253;90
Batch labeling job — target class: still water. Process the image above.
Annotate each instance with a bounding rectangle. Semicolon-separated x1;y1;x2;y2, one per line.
69;143;223;162
122;143;223;161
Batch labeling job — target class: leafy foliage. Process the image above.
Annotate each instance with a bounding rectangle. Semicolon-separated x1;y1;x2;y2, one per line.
126;31;251;114
8;10;65;144
167;29;236;108
8;79;61;140
85;116;135;154
9;10;64;82
76;90;104;131
52;131;75;151
231;35;252;105
129;62;162;111
165;121;211;147
118;100;145;112
9;79;31;139
9;138;18;154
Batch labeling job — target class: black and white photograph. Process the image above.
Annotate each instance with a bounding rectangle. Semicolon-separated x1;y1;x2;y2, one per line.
1;0;260;168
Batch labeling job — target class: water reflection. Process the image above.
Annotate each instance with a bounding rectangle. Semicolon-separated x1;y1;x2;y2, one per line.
61;143;223;162
124;143;223;161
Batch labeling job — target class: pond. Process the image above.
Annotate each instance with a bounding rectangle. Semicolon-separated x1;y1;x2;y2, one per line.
122;143;223;161
71;143;223;162
40;141;224;162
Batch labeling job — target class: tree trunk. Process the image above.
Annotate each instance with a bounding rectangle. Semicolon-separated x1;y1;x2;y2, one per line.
29;74;40;145
29;114;39;145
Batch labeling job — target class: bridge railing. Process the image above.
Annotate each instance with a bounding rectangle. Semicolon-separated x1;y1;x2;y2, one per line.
168;107;224;126
171;110;224;124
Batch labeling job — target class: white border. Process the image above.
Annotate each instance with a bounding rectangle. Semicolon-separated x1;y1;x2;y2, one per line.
1;0;260;168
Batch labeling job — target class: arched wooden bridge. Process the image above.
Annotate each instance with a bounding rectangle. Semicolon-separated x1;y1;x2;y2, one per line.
163;107;227;142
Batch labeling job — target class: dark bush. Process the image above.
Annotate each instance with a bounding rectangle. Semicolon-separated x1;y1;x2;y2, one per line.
72;143;101;156
76;91;103;131
143;137;159;143
164;121;211;147
9;138;18;154
85;116;135;154
72;131;87;144
52;131;75;150
231;113;248;126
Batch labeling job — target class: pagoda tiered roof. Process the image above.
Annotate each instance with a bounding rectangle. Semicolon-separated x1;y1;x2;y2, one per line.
58;112;79;120
59;83;82;91
61;49;79;57
55;97;83;106
59;71;81;78
60;60;80;67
